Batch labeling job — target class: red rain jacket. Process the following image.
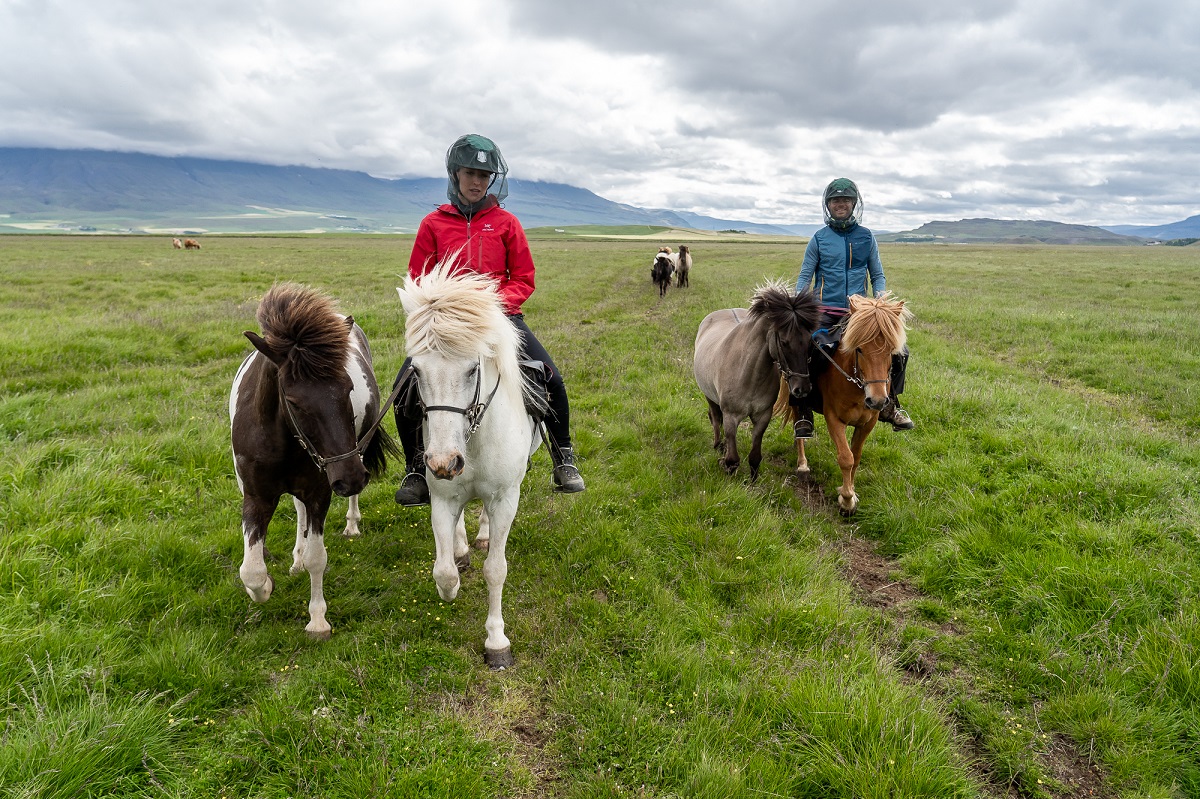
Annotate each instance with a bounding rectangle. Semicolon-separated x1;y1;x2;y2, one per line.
407;199;536;315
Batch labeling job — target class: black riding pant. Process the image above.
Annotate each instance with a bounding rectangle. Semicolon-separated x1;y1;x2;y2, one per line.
392;313;573;470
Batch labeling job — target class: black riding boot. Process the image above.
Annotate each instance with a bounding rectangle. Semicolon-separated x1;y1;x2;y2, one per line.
394;452;430;506
793;408;815;439
877;350;915;431
392;362;431;506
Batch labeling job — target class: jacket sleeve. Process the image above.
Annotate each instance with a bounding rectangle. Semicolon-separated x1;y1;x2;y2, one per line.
796;235;820;294
408;217;438;280
499;220;536;313
867;234;886;296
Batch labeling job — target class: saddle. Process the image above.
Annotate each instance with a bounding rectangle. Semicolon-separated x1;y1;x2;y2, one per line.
811;324;844;377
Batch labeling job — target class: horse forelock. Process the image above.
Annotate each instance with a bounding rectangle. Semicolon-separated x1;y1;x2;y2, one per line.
748;281;820;339
256;283;348;380
842;293;912;354
403;262;529;403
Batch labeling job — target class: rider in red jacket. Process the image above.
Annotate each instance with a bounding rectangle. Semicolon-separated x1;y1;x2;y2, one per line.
393;134;586;505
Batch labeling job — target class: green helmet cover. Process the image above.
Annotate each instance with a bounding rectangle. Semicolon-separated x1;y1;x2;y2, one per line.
445;134;509;213
822;177;863;231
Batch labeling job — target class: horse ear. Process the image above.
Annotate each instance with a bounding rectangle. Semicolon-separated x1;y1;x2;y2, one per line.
397;286;417;315
245;330;286;365
344;315;355;329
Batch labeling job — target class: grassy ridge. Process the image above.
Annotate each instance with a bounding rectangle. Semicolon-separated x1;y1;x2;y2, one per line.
1;235;1198;798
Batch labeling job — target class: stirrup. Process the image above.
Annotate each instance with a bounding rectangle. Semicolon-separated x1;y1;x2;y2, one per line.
879;403;915;431
793;418;814;440
551;447;586;494
394;468;430;506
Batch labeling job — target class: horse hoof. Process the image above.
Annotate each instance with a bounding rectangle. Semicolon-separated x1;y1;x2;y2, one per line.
485;647;514;670
455;553;471;571
305;625;332;641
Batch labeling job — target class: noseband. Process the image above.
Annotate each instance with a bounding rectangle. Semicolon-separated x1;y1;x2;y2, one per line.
771;332;811;385
415;361;502;441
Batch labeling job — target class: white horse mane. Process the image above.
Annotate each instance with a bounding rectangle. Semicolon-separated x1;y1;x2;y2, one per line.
398;258;532;403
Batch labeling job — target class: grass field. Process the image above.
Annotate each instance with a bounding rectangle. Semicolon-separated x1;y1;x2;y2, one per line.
1;234;1198;798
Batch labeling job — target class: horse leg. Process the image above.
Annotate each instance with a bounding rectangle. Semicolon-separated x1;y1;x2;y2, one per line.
705;399;725;452
299;495;332;640
847;418;878;493
342;494;363;538
480;492;520;669
746;413;773;482
290;496;307;575
824;416;859;515
239;496;277;603
794;437;810;474
454;507;471;570
720;412;741;474
430;498;465;601
475;505;491;552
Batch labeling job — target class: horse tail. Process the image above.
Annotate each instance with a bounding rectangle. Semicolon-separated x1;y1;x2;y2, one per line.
362;425;402;480
773;375;799;427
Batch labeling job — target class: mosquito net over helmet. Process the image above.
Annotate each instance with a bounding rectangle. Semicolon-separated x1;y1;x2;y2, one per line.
445;134;509;213
822;177;864;231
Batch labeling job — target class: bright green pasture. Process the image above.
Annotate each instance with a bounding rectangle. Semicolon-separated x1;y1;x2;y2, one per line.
1;235;1198;798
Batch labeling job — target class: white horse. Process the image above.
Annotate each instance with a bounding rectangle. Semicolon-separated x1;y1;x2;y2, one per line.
397;261;544;669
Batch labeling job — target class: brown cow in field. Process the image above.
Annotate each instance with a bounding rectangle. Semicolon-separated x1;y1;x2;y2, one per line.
172;238;183;249
184;238;201;249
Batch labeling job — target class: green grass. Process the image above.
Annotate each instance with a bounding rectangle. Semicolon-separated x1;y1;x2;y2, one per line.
2;235;1199;797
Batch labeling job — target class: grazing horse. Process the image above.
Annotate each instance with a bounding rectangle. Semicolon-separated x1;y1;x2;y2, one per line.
397;261;545;669
693;281;821;480
184;238;201;249
776;292;911;515
230;283;398;638
172;238;183;249
676;245;692;287
651;251;676;297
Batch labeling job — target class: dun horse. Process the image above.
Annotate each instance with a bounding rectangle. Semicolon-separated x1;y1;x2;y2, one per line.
230;283;397;638
676;245;692;287
396;262;547;668
776;292;911;515
693;281;821;480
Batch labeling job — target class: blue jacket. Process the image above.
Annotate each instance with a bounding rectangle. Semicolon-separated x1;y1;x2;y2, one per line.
795;223;886;311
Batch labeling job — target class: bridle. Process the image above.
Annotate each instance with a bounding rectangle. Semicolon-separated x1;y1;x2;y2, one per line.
771;331;811;388
283;396;368;473
412;360;502;441
814;343;890;393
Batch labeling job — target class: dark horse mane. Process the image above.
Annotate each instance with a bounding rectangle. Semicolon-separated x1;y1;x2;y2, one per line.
746;281;822;334
257;283;350;382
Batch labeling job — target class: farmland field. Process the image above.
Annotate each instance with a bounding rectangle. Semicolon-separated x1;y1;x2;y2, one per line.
1;234;1198;798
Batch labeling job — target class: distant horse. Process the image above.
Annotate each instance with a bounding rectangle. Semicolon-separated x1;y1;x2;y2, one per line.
172;238;183;249
230;283;398;638
397;261;546;669
184;238;201;249
693;281;821;480
776;292;911;515
676;245;692;287
651;251;676;297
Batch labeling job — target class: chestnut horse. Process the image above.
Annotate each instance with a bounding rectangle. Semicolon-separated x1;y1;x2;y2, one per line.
184;238;201;249
776;292;911;515
694;281;821;480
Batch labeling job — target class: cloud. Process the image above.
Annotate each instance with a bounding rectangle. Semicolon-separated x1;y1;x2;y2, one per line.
1;0;1197;230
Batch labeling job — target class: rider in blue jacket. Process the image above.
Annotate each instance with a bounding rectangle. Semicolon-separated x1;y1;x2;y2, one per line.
792;177;914;438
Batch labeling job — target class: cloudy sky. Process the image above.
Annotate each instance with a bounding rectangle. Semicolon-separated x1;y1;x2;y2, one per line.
2;0;1198;230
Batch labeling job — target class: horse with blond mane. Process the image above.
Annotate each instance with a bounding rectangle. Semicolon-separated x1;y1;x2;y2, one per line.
776;292;911;515
396;262;547;668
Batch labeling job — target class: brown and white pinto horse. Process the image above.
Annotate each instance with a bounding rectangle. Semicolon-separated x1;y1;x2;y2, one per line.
230;283;398;638
777;292;911;515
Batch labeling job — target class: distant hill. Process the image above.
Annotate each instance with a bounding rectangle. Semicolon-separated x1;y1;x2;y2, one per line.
878;218;1146;245
0;147;804;235
1102;214;1200;240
